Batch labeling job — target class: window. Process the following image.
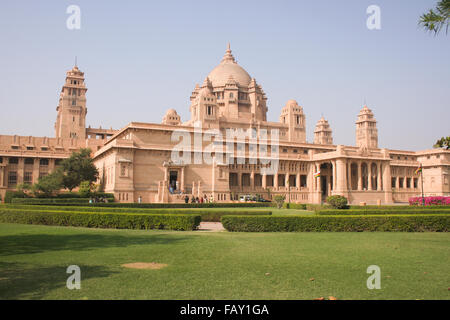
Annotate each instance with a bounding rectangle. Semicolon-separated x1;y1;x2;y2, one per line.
207;105;212;116
41;147;49;151
413;178;418;188
24;172;33;184
406;178;411;188
391;177;396;188
72;100;76;105
24;158;34;165
40;159;49;166
398;177;404;188
11;146;19;150
121;164;127;177
26;146;34;150
229;92;234;99
8;171;17;187
55;159;62;166
9;157;19;164
300;175;307;187
0;157;2;163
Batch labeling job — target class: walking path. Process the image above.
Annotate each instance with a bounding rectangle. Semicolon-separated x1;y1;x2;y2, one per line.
198;222;225;232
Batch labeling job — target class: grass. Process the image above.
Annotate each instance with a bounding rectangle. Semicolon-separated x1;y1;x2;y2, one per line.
0;223;449;300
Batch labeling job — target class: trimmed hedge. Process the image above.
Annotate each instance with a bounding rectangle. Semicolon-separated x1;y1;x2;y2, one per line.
221;215;450;232
349;205;450;210
0;208;200;230
11;198;97;205
317;208;450;215
1;205;272;222
10;201;272;208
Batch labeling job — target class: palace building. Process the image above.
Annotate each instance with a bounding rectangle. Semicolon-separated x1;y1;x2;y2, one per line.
1;45;449;204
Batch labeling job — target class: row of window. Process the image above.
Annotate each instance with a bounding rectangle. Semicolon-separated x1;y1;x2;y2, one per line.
391;177;419;189
10;146;50;151
1;157;55;165
7;171;48;186
229;173;308;188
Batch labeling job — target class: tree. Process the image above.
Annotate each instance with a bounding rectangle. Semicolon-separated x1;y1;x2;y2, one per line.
32;169;64;197
273;195;285;209
61;148;99;191
433;136;450;149
419;0;450;35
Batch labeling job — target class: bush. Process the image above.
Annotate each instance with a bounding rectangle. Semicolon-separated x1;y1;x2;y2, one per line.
221;215;450;232
2;204;272;222
0;208;200;231
11;198;93;205
409;196;450;206
4;191;29;203
273;195;285;209
326;195;349;209
317;208;450;215
13;202;271;208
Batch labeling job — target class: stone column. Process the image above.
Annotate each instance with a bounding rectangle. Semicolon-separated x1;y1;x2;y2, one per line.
274;173;278;189
33;159;39;185
368;163;372;191
396;176;400;189
347;162;351;190
285;173;289;190
382;162;393;203
357;161;362;191
181;167;185;193
17;158;24;185
0;167;4;187
377;163;382;191
262;172;267;189
296;172;300;189
250;170;255;189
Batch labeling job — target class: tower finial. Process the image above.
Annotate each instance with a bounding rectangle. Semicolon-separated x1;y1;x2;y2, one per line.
222;43;235;63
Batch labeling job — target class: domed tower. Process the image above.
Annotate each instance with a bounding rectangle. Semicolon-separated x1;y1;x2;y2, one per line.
279;100;306;143
314;117;333;145
189;44;267;123
356;105;378;149
162;109;181;126
189;77;218;127
55;65;87;139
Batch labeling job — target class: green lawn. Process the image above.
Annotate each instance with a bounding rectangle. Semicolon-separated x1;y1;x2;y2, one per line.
1;223;449;300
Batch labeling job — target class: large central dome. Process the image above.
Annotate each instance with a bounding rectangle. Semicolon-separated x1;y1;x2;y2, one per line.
207;44;252;88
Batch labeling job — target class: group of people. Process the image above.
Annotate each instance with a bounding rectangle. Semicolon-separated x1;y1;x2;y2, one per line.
184;194;214;204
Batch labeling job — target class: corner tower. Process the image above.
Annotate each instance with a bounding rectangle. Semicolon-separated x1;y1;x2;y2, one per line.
279;100;306;143
55;65;87;139
314;117;333;145
356;105;378;149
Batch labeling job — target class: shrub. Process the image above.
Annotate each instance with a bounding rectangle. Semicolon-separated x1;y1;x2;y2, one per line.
0;208;200;231
11;198;93;205
221;215;449;232
317;208;450;215
4;191;29;203
12;202;271;208
326;195;349;209
273;195;285;209
2;204;272;222
78;181;92;198
409;196;450;206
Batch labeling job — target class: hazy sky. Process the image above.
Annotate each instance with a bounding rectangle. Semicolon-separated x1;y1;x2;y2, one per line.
0;0;448;150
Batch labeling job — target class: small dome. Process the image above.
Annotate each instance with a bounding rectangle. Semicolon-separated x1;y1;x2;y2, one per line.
165;109;178;116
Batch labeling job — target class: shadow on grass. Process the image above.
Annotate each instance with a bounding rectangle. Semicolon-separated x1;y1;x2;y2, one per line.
0;261;114;299
0;232;189;256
